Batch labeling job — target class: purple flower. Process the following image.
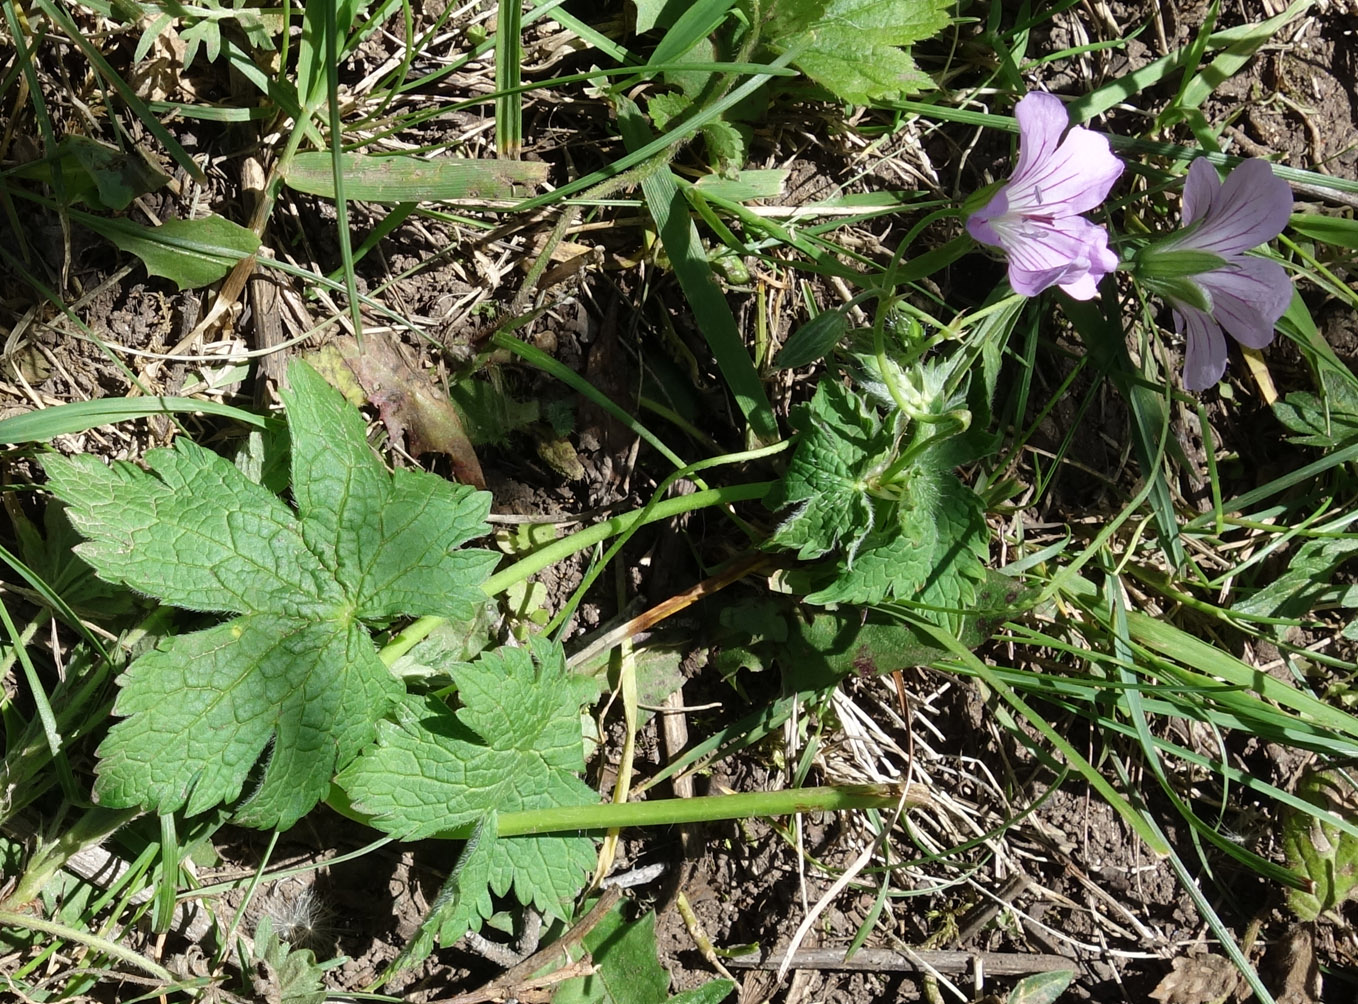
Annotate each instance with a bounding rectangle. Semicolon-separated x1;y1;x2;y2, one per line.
967;92;1124;300
1146;159;1293;391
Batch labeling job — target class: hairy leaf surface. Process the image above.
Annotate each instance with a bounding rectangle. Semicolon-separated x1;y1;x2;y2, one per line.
771;0;951;103
43;361;496;828
768;380;987;614
338;639;598;920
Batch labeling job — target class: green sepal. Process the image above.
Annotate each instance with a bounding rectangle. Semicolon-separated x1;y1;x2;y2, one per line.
962;180;1005;219
1138;272;1214;314
1135;246;1228;280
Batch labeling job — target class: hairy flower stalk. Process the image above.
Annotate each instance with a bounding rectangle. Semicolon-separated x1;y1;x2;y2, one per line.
1135;158;1293;391
967;91;1124;300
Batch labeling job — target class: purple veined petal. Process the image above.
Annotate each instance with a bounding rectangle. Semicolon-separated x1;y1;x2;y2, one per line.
1175;305;1229;391
1182;159;1292;257
1004;218;1092;295
965;191;1010;248
1181;157;1221;227
1059;225;1120;299
1195;257;1292;349
1058;271;1101;301
1005;125;1124;217
1009;92;1069;186
1003;215;1114;297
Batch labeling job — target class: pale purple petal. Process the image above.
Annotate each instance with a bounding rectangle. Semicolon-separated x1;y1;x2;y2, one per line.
1058;224;1119;300
1194;257;1292;349
1175;305;1229;391
1009;92;1068;185
1004;215;1116;298
1182;159;1292;256
1006;125;1124;216
965;190;1009;248
966;90;1123;301
1058;271;1101;301
1181;157;1220;227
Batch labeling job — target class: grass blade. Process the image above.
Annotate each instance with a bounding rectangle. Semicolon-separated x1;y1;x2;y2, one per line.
284;152;548;201
0;397;267;444
495;0;523;157
618;102;779;444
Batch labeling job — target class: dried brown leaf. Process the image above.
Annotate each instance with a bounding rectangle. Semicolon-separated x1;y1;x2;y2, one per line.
307;337;484;488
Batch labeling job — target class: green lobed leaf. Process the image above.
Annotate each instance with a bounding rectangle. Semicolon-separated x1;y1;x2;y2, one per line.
42;360;496;829
1272;389;1358;448
717;574;1035;688
337;639;598;919
382;817;499;981
767;380;988;615
802;465;988;610
1231;537;1358;630
10;502;136;619
772;0;952;104
648;91;692;131
45;442;337;618
281;363;498;624
252;914;327;1004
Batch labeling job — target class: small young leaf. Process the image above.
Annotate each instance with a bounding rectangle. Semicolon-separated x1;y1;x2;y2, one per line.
252;914;328;1004
765;380;887;561
1282;769;1358;921
773;309;848;369
76;212;260;290
701;118;748;174
648;91;691;130
43;361;496;829
553;901;735;1004
1007;969;1076;1004
13;135;169;210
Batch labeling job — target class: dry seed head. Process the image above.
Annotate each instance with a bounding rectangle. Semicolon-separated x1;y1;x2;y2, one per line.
254;884;332;953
